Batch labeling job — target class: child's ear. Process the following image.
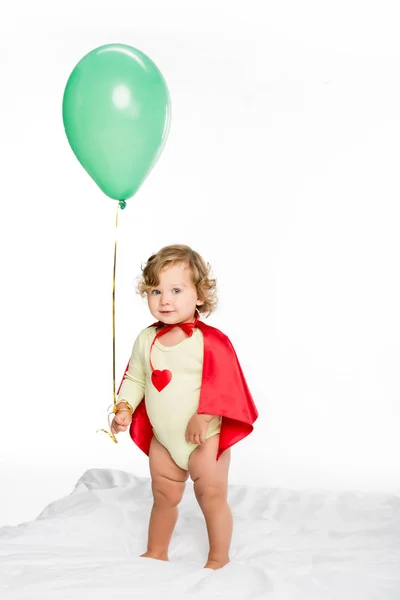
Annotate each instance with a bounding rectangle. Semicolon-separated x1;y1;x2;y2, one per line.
196;299;204;306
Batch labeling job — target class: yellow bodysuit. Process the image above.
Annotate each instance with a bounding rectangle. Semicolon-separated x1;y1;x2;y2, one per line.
117;326;221;470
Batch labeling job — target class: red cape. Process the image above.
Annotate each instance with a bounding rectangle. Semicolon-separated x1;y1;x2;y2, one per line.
118;320;258;461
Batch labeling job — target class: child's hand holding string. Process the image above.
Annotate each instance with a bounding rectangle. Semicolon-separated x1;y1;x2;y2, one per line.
110;402;133;435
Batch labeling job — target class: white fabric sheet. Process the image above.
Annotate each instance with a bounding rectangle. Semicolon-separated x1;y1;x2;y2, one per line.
1;468;400;599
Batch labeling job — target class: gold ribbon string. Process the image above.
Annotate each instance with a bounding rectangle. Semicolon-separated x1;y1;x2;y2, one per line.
112;203;119;410
97;200;126;443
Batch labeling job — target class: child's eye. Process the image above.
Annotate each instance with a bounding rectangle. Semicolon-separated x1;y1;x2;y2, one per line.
172;288;181;294
151;289;161;295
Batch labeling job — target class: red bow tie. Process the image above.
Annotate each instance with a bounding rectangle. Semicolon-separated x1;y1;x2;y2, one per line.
154;314;199;339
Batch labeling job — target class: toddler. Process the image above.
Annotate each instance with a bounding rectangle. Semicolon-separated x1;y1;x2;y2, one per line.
110;244;258;569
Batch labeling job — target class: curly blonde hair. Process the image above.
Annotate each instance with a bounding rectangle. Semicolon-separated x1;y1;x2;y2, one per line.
137;244;217;316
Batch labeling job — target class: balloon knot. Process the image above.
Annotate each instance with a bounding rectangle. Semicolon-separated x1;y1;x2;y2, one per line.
119;200;127;210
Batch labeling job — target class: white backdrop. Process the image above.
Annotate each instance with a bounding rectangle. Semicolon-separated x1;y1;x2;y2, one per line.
1;0;400;527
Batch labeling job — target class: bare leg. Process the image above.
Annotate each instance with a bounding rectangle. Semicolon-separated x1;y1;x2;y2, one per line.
188;435;232;569
141;436;189;561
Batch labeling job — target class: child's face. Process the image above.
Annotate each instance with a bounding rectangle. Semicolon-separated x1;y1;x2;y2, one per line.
147;262;202;324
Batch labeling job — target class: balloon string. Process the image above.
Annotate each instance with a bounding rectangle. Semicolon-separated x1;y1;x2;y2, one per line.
97;200;126;444
112;203;118;410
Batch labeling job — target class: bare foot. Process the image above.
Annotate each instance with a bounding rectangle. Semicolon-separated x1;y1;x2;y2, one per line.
140;551;168;561
204;558;230;570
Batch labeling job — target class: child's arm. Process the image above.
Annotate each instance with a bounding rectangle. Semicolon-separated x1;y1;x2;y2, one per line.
111;334;146;434
117;333;146;407
199;413;218;422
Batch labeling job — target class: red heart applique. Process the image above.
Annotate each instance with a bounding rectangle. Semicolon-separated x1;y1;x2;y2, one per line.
151;369;172;392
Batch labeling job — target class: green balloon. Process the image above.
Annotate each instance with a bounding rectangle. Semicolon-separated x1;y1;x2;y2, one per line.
62;44;171;201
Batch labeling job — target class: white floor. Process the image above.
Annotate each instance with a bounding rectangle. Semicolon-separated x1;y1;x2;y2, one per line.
1;468;400;599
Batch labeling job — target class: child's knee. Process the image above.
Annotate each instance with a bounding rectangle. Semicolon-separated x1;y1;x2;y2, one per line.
194;480;227;506
152;476;186;507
